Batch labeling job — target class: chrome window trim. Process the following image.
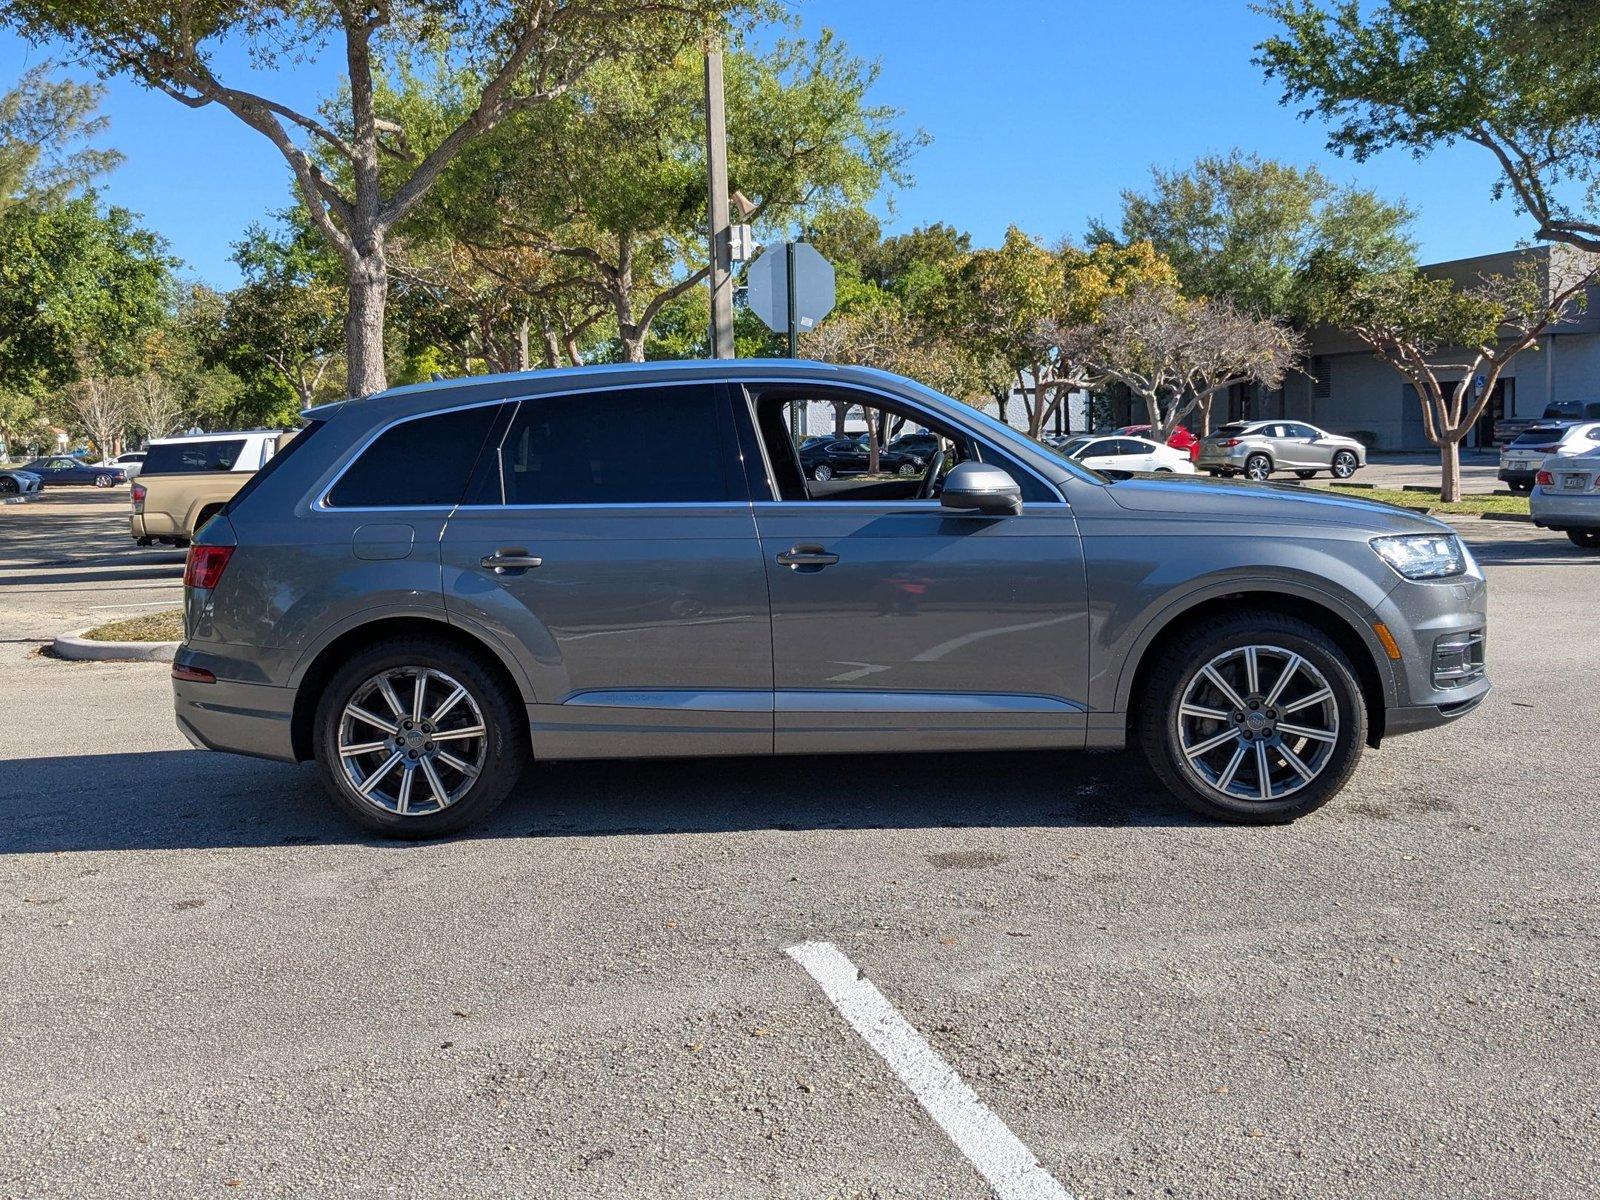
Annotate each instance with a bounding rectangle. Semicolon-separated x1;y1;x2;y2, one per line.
310;374;1067;514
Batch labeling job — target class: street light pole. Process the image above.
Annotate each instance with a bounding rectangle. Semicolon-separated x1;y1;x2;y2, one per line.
704;45;734;359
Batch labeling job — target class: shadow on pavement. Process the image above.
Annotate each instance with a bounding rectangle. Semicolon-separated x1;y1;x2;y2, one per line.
0;745;1199;854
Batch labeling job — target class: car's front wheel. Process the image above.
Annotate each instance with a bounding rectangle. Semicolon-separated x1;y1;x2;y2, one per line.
1567;529;1600;550
897;462;918;477
94;473;115;488
1244;454;1273;481
0;477;16;495
313;638;529;838
1137;612;1367;823
1507;480;1532;494
1331;451;1359;479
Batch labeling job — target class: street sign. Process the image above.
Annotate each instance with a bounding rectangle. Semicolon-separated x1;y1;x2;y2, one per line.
746;242;836;342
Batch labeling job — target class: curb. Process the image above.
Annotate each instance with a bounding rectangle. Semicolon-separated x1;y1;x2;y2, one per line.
52;629;179;662
1478;511;1533;523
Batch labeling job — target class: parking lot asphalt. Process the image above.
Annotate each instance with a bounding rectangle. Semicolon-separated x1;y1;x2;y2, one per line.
2;490;1597;1199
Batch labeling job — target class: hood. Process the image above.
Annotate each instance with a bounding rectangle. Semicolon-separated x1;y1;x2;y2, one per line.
1103;473;1447;534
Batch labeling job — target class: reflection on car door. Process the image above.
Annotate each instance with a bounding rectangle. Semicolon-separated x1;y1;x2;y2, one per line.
739;391;1090;754
439;382;774;759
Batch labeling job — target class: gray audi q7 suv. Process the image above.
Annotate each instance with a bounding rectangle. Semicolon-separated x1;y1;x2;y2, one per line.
172;361;1488;837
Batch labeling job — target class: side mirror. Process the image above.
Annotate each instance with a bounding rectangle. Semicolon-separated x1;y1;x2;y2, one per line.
940;461;1023;516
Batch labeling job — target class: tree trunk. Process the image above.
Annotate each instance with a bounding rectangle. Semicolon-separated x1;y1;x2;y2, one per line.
516;317;530;372
1439;437;1463;504
833;402;848;436
344;254;388;397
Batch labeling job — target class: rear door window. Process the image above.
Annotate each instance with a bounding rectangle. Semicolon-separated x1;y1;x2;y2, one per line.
498;384;733;505
140;440;248;475
327;405;503;508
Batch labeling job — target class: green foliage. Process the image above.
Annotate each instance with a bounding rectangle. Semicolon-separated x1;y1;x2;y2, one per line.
1091;150;1415;318
1257;0;1600;252
0;64;120;211
0;194;174;393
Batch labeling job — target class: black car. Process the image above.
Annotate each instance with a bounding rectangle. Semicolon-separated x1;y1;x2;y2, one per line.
796;436;925;481
20;456;127;487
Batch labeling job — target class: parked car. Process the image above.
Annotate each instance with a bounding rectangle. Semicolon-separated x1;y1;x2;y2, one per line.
1494;400;1600;446
1054;434;1197;474
1497;421;1600;492
1530;448;1600;549
98;450;148;480
797;435;924;481
18;456;127;487
131;430;288;547
1196;421;1367;481
1118;423;1201;462
0;466;44;498
172;360;1488;838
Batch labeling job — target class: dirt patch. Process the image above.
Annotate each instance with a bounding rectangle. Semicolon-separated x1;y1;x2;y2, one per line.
82;609;182;642
926;850;1008;870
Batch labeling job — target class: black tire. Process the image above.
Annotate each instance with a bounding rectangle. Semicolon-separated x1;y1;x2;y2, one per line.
1331;451;1359;480
1136;611;1368;824
1508;480;1533;494
1244;454;1273;482
94;473;115;488
1567;529;1600;550
1294;470;1318;480
312;636;529;838
0;477;17;495
812;463;834;482
896;462;918;477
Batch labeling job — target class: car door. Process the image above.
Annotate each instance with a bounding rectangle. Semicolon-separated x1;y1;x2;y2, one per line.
438;381;773;760
1280;423;1326;468
738;384;1089;754
1075;439;1122;472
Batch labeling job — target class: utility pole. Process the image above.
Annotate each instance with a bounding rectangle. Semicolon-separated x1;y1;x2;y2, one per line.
704;45;734;359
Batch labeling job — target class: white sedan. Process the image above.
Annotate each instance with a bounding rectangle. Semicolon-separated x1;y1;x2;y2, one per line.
1055;434;1197;475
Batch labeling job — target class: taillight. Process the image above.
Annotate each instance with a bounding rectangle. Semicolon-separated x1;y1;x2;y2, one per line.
1535;470;1554;486
185;544;234;589
1218;438;1241;448
131;483;146;511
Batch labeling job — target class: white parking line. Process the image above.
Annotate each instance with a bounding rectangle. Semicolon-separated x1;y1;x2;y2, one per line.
785;940;1073;1200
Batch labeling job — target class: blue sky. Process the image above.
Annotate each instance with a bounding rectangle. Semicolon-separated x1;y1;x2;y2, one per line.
1;0;1534;288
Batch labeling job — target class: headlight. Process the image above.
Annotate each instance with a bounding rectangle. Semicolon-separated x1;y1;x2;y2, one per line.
1369;533;1468;580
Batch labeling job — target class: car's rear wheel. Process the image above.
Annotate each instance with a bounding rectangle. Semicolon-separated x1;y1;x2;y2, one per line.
1567;529;1600;550
1507;480;1532;494
313;638;528;838
1137;612;1367;824
812;463;834;482
1244;454;1273;482
1294;470;1318;480
1331;451;1359;479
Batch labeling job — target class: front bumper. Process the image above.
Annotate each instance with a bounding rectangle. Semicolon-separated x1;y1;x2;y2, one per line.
1368;567;1491;740
1529;488;1600;530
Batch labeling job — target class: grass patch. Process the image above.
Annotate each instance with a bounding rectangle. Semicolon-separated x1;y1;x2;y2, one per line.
1324;485;1529;516
83;609;183;642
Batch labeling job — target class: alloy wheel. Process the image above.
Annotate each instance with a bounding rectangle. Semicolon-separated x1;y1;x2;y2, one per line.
336;667;487;816
1174;644;1340;802
813;464;833;481
1245;456;1271;481
1332;452;1357;479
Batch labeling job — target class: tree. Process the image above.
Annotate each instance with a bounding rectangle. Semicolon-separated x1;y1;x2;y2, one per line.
1257;0;1600;254
59;369;131;457
1075;284;1305;441
947;229;1179;438
0;1;762;396
218;219;345;406
403;31;917;363
0;196;173;394
1090;150;1416;317
1301;249;1596;499
0;64;121;210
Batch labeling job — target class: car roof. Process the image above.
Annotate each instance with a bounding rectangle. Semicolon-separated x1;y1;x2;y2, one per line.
148;430;284;444
302;359;887;422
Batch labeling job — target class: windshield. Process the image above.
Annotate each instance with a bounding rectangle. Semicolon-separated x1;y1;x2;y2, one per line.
1212;423;1250;438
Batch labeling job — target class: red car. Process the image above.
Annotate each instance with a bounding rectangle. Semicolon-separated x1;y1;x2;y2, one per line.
1119;424;1200;462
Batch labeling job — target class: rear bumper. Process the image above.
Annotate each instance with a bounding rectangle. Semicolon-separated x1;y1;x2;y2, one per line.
173;669;298;763
1529;489;1600;530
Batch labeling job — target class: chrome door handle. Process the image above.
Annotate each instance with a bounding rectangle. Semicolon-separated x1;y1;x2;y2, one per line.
481;550;543;574
776;545;839;569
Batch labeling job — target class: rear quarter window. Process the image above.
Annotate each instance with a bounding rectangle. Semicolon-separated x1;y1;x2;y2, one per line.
327;405;503;508
142;439;248;475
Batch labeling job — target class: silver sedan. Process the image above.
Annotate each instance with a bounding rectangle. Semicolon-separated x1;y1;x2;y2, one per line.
1197;420;1368;481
